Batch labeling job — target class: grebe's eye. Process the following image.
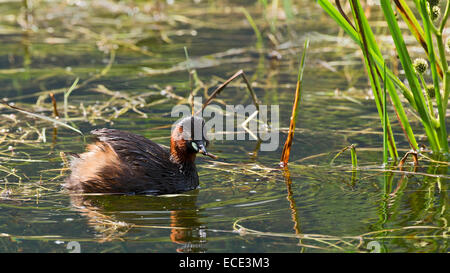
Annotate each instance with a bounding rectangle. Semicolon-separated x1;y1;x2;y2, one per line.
191;141;199;152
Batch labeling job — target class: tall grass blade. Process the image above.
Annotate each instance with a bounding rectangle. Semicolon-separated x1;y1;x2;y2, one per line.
349;0;398;159
380;0;440;152
417;0;448;152
318;0;418;152
330;144;357;168
241;7;264;50
49;93;59;118
350;0;418;151
318;0;416;107
350;144;357;169
282;0;294;21
383;64;388;165
394;0;443;78
64;77;79;121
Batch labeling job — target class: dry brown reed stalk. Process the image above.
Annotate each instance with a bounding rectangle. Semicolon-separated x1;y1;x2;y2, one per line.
198;69;261;114
398;150;419;170
280;40;309;167
49;93;60;118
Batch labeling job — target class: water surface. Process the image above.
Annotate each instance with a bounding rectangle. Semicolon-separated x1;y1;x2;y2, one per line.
0;0;448;253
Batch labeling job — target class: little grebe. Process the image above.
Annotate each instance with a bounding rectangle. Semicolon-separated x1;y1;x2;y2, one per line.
65;116;212;195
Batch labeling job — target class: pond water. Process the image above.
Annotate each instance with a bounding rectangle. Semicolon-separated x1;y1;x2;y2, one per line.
0;0;448;253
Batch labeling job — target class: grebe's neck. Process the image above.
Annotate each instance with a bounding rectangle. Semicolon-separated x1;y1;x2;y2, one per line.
170;124;196;165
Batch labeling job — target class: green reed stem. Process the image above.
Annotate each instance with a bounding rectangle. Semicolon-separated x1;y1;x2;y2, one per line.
380;0;440;152
318;0;418;153
241;7;264;50
417;0;448;152
330;144;358;169
383;64;388;165
64;77;79;121
394;0;443;79
283;0;294;21
319;0;449;153
350;144;358;169
349;0;398;159
418;74;435;116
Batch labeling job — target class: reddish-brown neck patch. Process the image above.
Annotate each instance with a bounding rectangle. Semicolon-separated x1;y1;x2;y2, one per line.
170;125;196;165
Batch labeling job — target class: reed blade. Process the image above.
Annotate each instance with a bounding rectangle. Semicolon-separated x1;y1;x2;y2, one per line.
350;144;358;169
417;0;449;152
64;77;79;120
1;100;84;136
318;0;416;107
380;0;440;152
330;144;357;169
383;64;388;165
241;7;263;50
349;0;398;159
393;0;443;79
318;0;418;153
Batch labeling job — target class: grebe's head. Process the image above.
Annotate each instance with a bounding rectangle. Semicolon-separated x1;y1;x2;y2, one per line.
170;116;213;164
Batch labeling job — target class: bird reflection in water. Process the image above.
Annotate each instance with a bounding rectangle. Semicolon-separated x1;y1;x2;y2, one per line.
68;189;206;252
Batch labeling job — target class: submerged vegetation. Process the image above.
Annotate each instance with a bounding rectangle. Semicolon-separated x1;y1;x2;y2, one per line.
0;0;448;252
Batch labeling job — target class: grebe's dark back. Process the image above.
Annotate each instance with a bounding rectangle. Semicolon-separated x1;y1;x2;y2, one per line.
65;116;211;195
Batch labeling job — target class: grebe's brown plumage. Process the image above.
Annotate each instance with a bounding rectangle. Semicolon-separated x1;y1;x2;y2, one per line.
65;116;210;195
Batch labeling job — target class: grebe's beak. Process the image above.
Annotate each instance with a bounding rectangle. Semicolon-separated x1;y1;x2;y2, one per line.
197;141;207;155
197;141;218;159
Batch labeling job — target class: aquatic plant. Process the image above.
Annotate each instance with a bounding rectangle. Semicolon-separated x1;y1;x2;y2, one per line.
318;0;449;157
